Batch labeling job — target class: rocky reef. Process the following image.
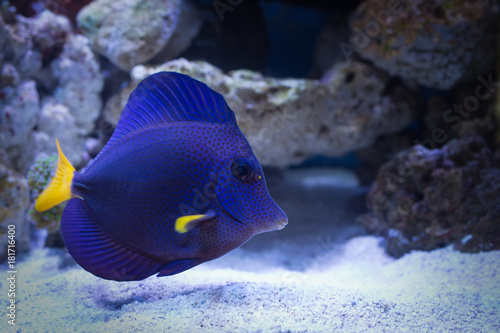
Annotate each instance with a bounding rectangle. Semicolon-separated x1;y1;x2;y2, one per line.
0;163;30;261
0;10;103;173
348;0;499;90
359;132;500;257
105;58;418;167
0;1;499;331
0;0;499;263
77;0;202;72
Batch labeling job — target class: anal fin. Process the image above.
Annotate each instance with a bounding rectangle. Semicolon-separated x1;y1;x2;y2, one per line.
60;199;165;281
157;259;202;277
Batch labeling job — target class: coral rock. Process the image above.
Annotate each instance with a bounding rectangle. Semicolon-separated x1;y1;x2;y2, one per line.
3;10;73;89
0;163;30;261
105;58;418;167
51;34;103;132
34;98;85;164
349;0;499;89
77;0;184;72
359;135;500;257
151;0;203;63
11;0;93;25
31;10;71;66
1;11;103;170
0;79;40;172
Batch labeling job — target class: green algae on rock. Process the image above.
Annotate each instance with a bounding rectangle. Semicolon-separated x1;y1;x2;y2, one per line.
27;155;65;232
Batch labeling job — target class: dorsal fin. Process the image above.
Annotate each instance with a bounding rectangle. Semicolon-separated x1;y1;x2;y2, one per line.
85;72;238;172
111;71;236;144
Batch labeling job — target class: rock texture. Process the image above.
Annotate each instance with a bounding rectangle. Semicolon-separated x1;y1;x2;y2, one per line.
33;98;85;164
359;134;500;258
349;0;499;90
150;0;203;64
77;0;201;72
0;78;40;173
105;58;418;167
0;163;30;261
9;0;93;25
2;10;70;89
51;34;103;132
0;10;103;172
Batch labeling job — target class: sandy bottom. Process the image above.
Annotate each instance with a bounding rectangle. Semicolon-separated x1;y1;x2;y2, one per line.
1;235;499;333
1;169;499;332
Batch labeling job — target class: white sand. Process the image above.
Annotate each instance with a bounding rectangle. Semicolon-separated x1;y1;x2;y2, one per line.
2;170;499;332
1;235;499;333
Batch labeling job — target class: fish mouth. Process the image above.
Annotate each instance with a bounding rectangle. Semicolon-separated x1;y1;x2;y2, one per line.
218;188;288;231
272;216;288;230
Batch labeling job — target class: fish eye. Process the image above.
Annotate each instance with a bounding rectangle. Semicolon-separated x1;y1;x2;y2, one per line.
231;158;253;182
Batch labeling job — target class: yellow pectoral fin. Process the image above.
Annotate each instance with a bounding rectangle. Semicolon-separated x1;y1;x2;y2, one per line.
175;215;207;234
175;211;216;234
34;139;75;212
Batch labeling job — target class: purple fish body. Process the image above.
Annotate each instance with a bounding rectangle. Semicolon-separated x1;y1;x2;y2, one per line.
60;72;287;281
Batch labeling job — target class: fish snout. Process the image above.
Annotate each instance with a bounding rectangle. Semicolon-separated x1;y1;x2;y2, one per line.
272;215;288;230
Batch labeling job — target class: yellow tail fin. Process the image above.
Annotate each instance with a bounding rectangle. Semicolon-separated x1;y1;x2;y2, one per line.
35;139;75;212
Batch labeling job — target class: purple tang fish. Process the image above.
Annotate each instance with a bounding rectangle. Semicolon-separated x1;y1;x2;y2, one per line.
35;72;288;281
